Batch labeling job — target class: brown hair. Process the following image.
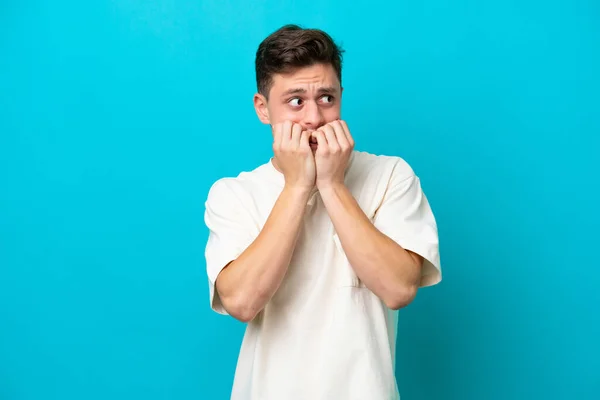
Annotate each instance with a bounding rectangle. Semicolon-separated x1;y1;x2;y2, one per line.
255;24;344;98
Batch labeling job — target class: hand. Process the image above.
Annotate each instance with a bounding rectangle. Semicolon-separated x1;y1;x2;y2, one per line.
272;121;316;192
312;120;354;190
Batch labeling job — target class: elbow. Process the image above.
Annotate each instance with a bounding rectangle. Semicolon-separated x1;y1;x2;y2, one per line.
384;283;418;310
223;294;261;323
234;305;259;323
231;309;257;323
215;271;262;323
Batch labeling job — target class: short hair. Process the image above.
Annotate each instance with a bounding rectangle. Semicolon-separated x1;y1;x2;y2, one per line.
255;24;344;98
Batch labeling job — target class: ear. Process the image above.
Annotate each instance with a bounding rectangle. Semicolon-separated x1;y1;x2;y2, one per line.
253;93;270;124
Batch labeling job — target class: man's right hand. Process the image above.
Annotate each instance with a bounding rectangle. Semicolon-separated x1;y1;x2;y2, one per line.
272;121;316;192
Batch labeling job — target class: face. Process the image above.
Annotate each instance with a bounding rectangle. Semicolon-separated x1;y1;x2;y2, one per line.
254;63;342;149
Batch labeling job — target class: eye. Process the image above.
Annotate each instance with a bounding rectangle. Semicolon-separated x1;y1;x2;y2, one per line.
320;95;334;104
288;98;303;107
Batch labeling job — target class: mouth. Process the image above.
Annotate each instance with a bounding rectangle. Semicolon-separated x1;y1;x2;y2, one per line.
309;132;318;148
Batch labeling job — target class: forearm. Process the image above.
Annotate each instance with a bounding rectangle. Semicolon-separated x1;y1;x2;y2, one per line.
319;183;421;309
216;186;310;321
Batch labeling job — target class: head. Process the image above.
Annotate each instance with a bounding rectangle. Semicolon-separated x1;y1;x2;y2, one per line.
253;24;344;132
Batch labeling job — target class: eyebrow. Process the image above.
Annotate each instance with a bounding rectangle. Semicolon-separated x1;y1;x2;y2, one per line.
280;86;339;98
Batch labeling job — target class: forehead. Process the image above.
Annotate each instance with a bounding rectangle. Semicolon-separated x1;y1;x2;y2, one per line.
270;63;340;95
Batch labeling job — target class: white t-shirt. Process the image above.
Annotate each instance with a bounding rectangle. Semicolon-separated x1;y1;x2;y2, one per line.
204;150;442;400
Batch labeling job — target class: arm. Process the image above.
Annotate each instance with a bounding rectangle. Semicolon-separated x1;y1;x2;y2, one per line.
209;121;316;322
215;186;311;322
312;120;436;310
319;183;422;309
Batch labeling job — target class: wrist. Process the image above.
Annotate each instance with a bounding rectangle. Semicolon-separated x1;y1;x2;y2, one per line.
317;182;348;204
282;184;314;200
316;180;346;192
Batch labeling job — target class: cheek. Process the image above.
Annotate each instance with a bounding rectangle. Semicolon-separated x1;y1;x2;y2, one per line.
323;107;341;123
268;105;301;125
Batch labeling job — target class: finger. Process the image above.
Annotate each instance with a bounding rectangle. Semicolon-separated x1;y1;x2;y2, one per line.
320;125;340;153
272;123;283;149
300;130;311;152
339;120;354;148
291;123;303;148
330;120;350;150
281;120;293;148
312;130;328;154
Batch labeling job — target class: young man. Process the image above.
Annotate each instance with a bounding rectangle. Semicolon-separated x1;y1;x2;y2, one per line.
204;24;442;400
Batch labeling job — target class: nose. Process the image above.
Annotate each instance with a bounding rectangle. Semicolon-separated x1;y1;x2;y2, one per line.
301;101;324;130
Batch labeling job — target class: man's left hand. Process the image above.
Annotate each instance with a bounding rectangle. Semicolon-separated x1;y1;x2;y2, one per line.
312;120;355;190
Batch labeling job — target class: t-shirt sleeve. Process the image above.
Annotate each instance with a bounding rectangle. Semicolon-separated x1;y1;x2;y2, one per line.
372;162;442;287
204;179;258;315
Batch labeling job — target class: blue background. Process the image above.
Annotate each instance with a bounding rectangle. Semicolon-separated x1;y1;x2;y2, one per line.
1;1;599;399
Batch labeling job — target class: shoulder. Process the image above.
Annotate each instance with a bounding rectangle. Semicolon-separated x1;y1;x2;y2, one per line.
206;162;272;205
350;150;416;181
206;177;239;205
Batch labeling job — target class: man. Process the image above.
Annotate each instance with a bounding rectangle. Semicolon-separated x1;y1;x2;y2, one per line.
204;24;441;400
